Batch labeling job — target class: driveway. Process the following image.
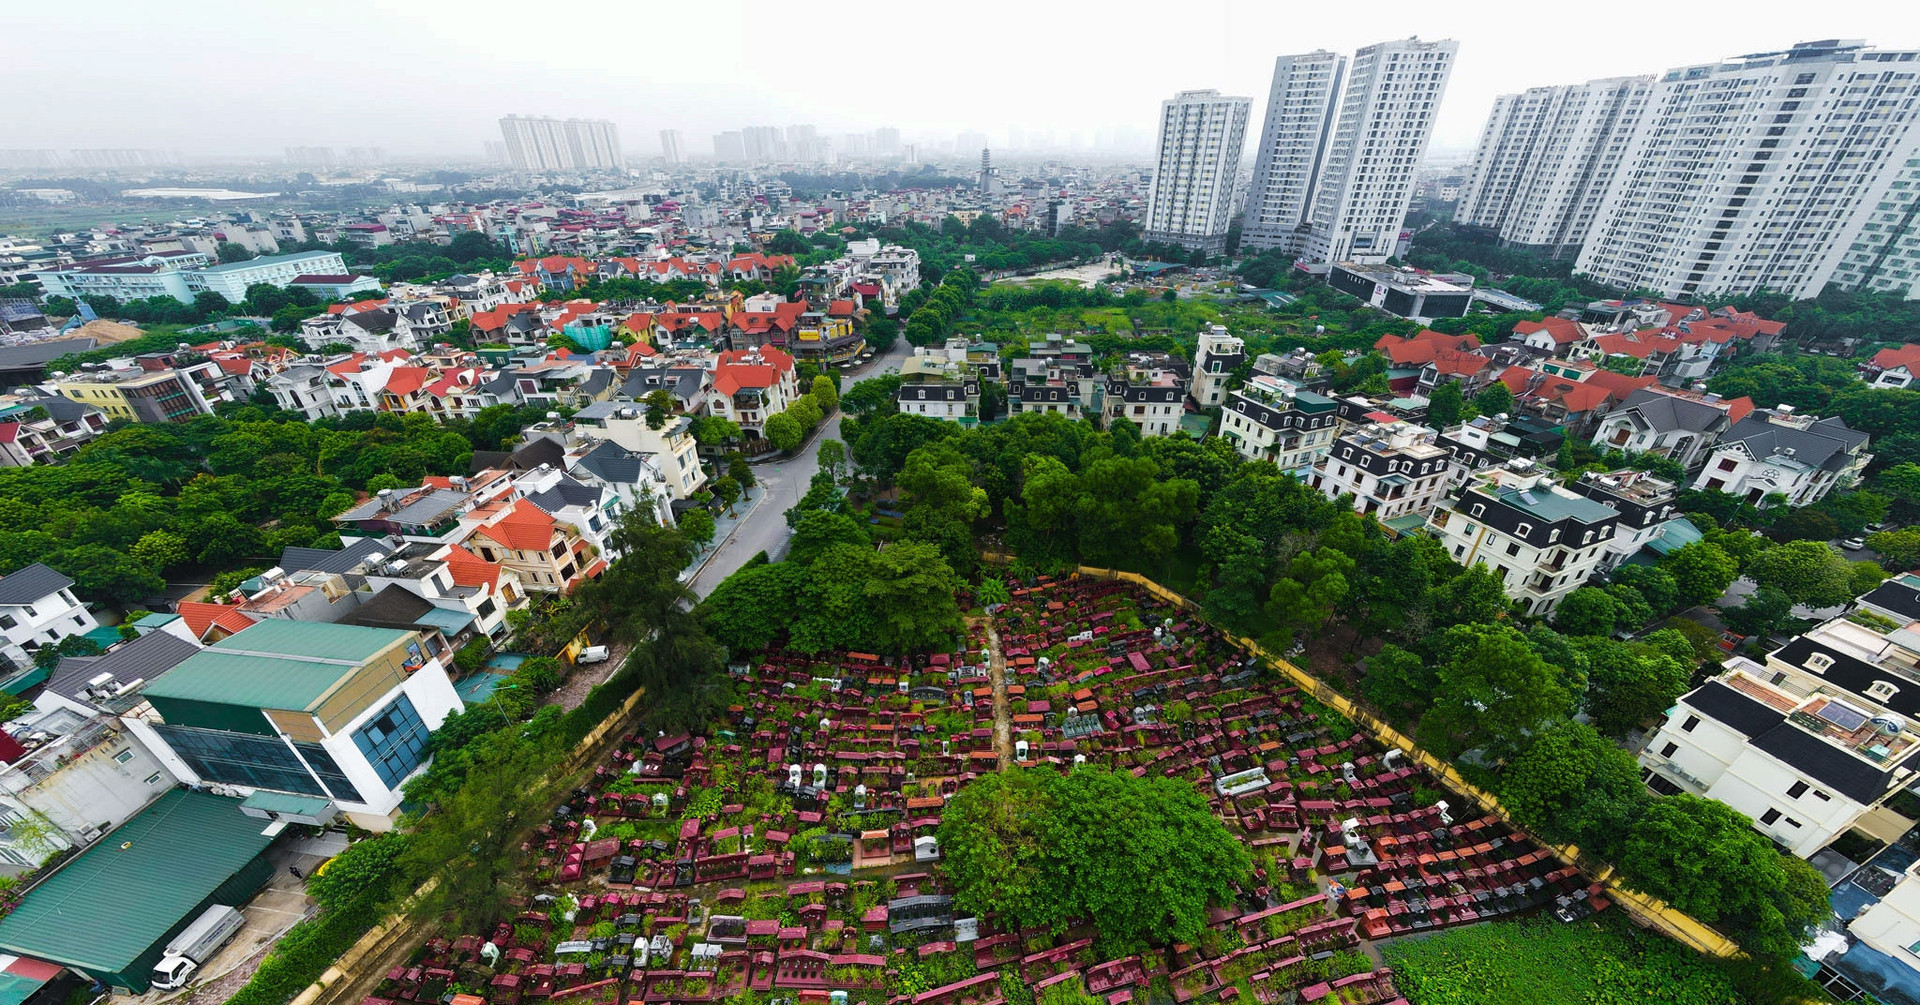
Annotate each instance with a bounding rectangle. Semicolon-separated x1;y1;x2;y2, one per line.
688;340;913;597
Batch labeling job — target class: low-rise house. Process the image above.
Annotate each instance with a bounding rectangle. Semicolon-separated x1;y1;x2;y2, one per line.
1692;407;1872;507
1510;317;1588;356
1373;330;1481;396
1219;375;1339;475
0;394;106;466
1101;353;1188;437
1862;345;1920;389
123;620;464;827
1190;326;1246;409
1007;357;1092;422
0;565;97;673
1310;420;1454;532
1434;412;1565;482
1425;461;1622;615
464;497;600;593
896;347;981;423
1567;468;1681;570
572;404;706;501
709;347;799;438
51;367;214;425
1588;387;1754;472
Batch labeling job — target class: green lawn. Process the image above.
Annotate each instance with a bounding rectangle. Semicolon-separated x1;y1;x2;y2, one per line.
1380;915;1747;1005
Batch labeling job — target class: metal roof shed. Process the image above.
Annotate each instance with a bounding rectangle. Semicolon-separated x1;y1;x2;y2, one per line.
0;789;276;993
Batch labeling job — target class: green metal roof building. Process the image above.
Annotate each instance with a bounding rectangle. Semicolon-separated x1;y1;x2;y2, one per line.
0;789;276;992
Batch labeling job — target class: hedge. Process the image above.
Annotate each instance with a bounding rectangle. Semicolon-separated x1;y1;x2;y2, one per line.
223;892;384;1005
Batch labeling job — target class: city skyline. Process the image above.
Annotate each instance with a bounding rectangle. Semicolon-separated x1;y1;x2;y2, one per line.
8;0;1914;160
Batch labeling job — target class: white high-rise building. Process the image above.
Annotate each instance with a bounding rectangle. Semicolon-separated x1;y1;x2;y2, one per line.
1578;40;1920;301
1300;38;1457;265
1454;76;1652;260
713;131;746;162
498;116;624;172
1241;51;1346;253
659;129;685;165
1828;151;1920;298
1144;89;1252;255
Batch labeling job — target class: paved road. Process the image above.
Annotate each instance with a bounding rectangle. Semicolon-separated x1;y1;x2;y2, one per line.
688;340;913;597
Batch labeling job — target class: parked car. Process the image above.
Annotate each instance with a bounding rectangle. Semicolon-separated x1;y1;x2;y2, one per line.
577;645;610;664
1843;537;1867;551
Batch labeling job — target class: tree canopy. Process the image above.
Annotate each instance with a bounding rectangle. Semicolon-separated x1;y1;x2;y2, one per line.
937;766;1251;954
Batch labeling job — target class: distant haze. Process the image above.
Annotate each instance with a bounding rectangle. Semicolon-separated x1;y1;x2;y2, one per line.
9;0;1910;161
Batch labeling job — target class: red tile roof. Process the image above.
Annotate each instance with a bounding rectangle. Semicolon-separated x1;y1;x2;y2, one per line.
177;600;257;640
1870;344;1920;372
1374;330;1480;366
443;544;504;589
1513;317;1583;345
473;498;557;551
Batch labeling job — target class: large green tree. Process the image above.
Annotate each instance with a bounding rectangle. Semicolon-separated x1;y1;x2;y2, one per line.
1496;720;1647;857
938;766;1250;954
1418;624;1576;760
1661;540;1740;607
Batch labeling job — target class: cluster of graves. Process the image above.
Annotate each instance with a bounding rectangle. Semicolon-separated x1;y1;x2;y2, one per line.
364;579;1606;1005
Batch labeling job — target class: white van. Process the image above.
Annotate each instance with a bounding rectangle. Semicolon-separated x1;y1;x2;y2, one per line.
150;905;245;991
576;645;610;664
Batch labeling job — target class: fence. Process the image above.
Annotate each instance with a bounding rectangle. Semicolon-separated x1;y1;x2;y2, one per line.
989;555;1743;960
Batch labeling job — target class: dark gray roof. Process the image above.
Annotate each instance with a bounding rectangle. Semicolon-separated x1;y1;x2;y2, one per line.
1684;680;1787;737
578;368;614;398
1613;389;1729;434
340;584;436;630
572;440;648;486
342;309;397;334
400;303;440;323
280;536;391;575
481;372;519;398
0;563;74;606
1721;412;1870;472
0;338;96;369
1773;635;1920;717
620;367;705;402
1749;723;1917;804
23;394;102;423
1859;580;1920;622
527;477;604;513
46;631;200;709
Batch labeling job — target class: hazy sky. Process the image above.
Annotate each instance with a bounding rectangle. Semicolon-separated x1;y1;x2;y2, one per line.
10;0;1913;162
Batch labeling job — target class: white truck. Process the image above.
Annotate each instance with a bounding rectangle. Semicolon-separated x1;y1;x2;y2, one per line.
149;904;245;991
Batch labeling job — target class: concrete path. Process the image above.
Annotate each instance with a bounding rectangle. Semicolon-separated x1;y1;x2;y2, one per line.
983;618;1013;769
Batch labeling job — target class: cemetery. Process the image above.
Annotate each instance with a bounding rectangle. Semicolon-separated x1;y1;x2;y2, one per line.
361;577;1605;1005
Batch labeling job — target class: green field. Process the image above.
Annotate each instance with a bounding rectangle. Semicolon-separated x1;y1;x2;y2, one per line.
1380;916;1749;1005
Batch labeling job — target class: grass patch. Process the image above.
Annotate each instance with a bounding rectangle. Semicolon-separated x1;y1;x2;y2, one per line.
1381;915;1749;1005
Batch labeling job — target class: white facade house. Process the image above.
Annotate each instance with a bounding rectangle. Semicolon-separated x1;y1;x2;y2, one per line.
1588;388;1746;473
1220;375;1340;476
1454;76;1653;260
1310;420;1454;527
1190;326;1248;409
1567;468;1681;570
1578;40;1920;300
1424;462;1622;615
1240;51;1346;253
1692;407;1872;507
0;565;98;671
128;621;465;829
571;404;706;502
1642;609;1920;861
1300;38;1457;265
1143;90;1251;255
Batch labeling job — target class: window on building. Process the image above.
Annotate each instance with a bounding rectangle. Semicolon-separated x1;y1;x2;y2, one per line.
1869;680;1899;702
1660;742;1678;758
113;748;135;764
1718;458;1737;471
1682;715;1700;732
1760;808;1782;825
154;723;334;799
1807;653;1834;672
353;695;432;789
1788;781;1809;799
145;772;163;785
